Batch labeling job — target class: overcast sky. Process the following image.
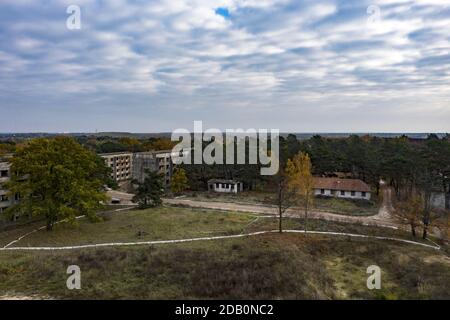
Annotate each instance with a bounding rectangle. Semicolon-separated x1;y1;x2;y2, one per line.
0;0;449;133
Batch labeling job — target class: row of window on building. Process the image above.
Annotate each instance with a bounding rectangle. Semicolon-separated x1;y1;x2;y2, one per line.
319;189;367;197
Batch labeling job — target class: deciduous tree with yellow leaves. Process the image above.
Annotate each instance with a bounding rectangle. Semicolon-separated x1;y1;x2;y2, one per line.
286;152;314;234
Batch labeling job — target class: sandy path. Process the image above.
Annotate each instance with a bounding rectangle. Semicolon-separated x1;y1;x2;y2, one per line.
164;186;397;228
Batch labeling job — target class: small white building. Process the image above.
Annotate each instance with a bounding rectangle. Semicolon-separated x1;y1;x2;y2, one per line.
313;177;371;200
208;179;243;194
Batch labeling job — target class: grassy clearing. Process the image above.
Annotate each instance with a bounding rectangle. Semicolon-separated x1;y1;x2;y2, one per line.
0;233;448;299
0;220;46;248
313;196;378;216
247;216;432;244
1;206;448;300
4;206;256;248
182;191;379;216
2;205;433;248
183;190;274;205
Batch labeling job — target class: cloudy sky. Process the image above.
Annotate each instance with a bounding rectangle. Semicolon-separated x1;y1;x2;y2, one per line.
0;0;449;133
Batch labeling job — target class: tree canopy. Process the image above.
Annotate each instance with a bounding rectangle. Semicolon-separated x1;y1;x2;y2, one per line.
132;169;164;208
4;137;109;230
171;167;189;194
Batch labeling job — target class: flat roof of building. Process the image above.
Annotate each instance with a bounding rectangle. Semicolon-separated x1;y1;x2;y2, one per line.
99;152;133;156
208;179;241;184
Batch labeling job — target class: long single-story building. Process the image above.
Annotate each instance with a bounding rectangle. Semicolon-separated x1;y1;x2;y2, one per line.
313;177;371;200
208;179;243;194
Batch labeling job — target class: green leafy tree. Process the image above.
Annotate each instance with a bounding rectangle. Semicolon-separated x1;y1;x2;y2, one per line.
132;169;164;208
171;167;189;194
4;137;109;231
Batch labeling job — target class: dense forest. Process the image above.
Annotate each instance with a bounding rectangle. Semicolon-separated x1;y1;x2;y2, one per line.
0;136;176;155
180;134;450;207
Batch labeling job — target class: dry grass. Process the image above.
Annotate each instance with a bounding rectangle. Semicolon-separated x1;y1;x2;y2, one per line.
0;233;448;300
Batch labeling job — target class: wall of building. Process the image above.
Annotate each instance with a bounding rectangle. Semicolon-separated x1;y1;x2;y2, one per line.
104;150;190;189
314;188;371;200
0;161;20;215
431;192;449;210
209;182;243;194
156;152;173;188
132;152;157;184
101;153;133;182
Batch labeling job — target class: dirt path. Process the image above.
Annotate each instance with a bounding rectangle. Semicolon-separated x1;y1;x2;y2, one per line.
373;182;394;221
164;186;398;228
0;229;440;251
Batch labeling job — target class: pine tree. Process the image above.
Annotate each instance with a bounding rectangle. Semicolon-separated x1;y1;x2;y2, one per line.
132;169;164;208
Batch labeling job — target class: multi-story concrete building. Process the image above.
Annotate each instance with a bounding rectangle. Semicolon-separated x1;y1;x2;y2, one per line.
100;152;133;183
102;150;187;189
155;150;174;187
132;150;175;188
0;158;20;215
132;152;157;184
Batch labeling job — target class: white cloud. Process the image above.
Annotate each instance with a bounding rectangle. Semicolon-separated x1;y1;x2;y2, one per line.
0;0;449;131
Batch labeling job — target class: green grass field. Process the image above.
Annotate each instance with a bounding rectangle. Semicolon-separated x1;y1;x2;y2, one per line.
0;206;449;300
1;205;426;249
1;207;257;248
313;196;379;216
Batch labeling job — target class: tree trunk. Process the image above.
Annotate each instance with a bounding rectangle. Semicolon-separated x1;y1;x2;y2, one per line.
445;190;450;210
278;182;283;233
411;224;416;238
279;207;282;233
304;202;308;235
422;224;428;240
423;190;431;240
46;216;54;231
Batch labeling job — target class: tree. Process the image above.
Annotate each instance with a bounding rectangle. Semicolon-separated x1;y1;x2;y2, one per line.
433;209;450;243
392;192;423;238
118;137;143;152
0;141;16;156
286;152;314;234
144;138;176;151
4;137;108;231
97;141;128;153
132;169;164;208
273;169;295;233
171;167;189;194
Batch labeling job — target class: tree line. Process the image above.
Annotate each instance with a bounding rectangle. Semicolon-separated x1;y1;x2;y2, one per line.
1;134;449;239
181;134;450;239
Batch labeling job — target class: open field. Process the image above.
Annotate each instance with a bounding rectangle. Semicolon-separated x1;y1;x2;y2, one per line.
0;205;432;249
0;206;449;299
181;191;379;216
0;233;449;299
1;207;256;248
